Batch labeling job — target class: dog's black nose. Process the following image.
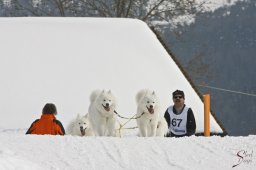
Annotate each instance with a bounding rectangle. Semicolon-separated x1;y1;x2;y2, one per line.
150;105;153;108
106;103;109;107
80;126;83;130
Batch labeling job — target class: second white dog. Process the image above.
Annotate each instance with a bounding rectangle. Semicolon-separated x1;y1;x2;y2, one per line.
88;90;117;136
136;89;160;137
66;114;94;136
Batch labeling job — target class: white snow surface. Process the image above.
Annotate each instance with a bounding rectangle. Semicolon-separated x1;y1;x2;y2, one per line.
0;129;255;170
197;0;245;12
151;0;245;27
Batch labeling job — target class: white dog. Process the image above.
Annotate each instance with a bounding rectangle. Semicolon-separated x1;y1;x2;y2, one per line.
136;89;160;137
88;90;117;136
156;116;168;137
66;114;94;136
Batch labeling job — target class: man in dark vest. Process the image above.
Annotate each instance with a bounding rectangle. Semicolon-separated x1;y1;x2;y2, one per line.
164;90;196;137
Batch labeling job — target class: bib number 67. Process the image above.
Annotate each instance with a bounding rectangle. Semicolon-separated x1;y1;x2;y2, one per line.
171;118;182;127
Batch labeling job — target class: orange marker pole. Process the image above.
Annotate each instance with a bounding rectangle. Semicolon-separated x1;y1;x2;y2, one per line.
204;94;210;137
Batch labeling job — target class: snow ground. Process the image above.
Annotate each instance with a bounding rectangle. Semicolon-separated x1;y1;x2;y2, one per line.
0;129;255;170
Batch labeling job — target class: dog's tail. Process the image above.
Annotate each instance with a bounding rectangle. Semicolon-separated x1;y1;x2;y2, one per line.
90;89;101;103
157;116;169;137
136;89;150;104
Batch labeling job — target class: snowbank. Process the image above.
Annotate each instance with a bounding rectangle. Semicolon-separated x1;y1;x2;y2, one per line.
0;130;255;170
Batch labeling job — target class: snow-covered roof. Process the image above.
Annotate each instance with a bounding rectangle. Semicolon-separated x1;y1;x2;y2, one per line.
0;17;223;134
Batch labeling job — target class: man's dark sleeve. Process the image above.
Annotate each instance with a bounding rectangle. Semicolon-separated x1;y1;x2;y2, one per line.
186;108;196;136
164;109;170;129
25;119;39;134
54;119;66;135
164;109;171;137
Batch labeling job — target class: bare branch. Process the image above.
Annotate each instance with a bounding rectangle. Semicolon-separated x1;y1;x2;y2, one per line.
142;0;166;21
125;0;133;17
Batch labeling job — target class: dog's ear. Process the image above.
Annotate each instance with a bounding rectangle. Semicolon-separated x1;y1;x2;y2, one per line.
76;114;81;120
101;90;105;94
84;114;88;119
152;91;155;95
107;90;111;94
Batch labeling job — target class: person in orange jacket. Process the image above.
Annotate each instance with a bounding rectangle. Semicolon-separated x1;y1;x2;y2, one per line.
26;103;65;135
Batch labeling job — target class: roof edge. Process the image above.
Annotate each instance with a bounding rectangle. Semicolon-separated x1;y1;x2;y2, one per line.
150;26;227;135
195;132;228;137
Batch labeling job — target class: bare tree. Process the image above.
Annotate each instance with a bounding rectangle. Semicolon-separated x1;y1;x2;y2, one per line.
3;0;207;27
72;0;206;26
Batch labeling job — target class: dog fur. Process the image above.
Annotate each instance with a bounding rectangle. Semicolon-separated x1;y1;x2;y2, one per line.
88;90;117;136
136;89;160;137
156;116;168;137
66;114;94;136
